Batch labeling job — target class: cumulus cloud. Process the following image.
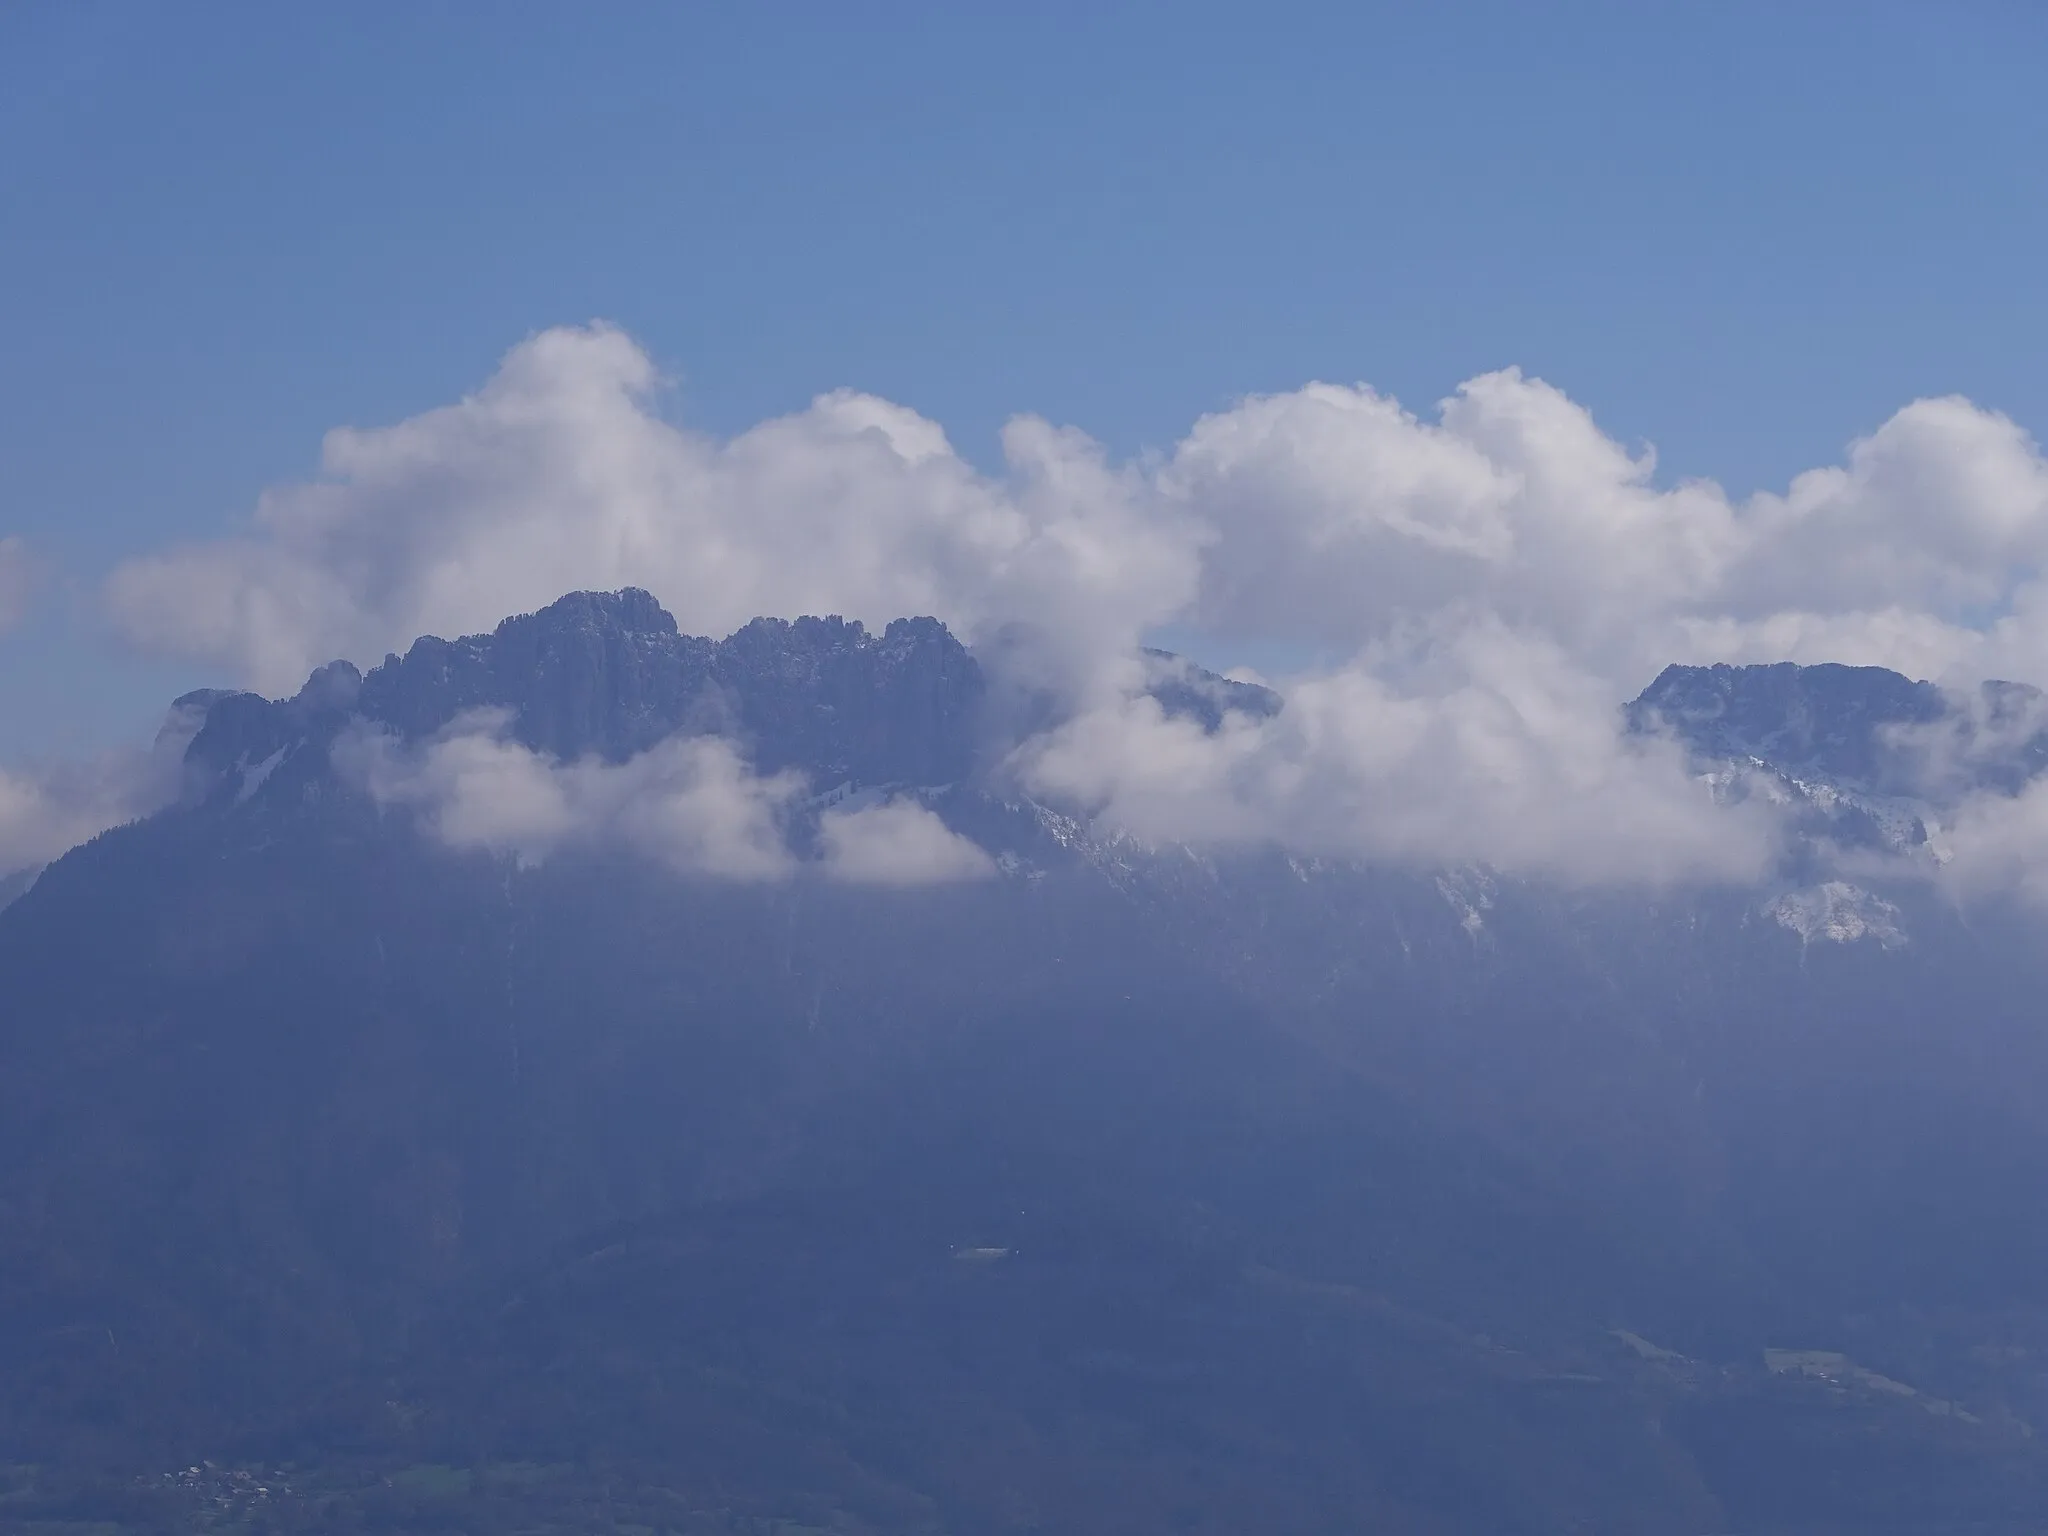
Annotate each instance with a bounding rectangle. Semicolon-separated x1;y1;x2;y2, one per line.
1017;623;1781;885
1164;374;2048;691
0;537;41;634
340;712;800;879
818;798;995;885
106;325;1195;701
104;329;2048;705
81;322;2048;888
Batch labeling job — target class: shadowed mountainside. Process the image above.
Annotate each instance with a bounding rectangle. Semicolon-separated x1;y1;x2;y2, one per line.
5;593;2048;1533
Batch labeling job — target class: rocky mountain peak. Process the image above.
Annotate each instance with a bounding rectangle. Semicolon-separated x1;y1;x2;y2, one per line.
1620;660;2048;872
1626;661;1949;792
173;592;1294;819
176;592;993;807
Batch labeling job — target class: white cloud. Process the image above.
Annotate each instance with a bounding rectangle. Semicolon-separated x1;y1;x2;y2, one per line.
819;798;995;885
1729;398;2048;622
105;324;1197;701
339;713;801;879
78;322;2048;889
1017;622;1782;886
1162;373;2048;694
1930;782;2048;908
1163;372;1736;667
106;330;2048;706
338;716;1003;886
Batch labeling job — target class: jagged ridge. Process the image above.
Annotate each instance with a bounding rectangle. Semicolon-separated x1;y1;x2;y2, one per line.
176;590;1280;813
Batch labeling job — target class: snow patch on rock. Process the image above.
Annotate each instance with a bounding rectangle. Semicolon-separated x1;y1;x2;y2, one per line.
1765;882;1906;947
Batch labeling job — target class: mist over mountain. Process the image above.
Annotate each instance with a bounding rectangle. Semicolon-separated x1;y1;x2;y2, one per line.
12;0;2048;1522
6;589;2048;1531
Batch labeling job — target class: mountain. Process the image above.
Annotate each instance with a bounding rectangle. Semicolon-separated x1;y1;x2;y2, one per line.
6;594;2048;1533
1629;660;1956;790
182;589;986;801
1630;659;2048;857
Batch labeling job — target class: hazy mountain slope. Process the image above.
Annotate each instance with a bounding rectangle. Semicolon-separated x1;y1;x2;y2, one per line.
6;591;2048;1532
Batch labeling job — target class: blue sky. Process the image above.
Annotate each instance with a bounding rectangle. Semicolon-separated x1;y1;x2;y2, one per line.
3;1;2046;757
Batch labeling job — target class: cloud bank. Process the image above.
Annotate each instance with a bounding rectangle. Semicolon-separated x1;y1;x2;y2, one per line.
1016;627;1782;886
105;326;1191;705
61;323;2048;890
338;713;995;886
339;714;802;880
817;797;996;886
